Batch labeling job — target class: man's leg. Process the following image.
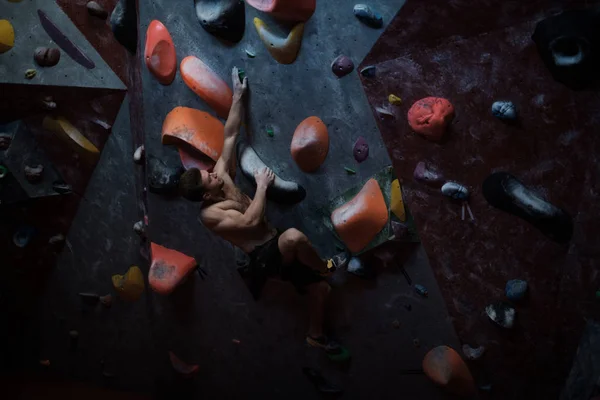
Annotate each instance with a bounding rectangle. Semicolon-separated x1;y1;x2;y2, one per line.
306;280;330;338
278;228;328;273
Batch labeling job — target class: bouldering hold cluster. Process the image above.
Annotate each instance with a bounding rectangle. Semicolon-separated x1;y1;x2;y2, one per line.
133;145;145;164
38;10;95;69
25;69;37;79
13;225;35;248
253;18;304;65
43;116;100;160
145;20;177;85
149;243;198;295
34;47;61;67
390;178;406;221
441;182;474;221
505;279;528;301
486;302;516;328
110;0;138;53
413;161;444;187
246;0;316;22
388;94;402;105
180;56;233;118
360;65;376;77
237;141;306;204
169;351;199;377
353;4;383;28
331;55;354;78
462;344;485;361
86;1;108;19
0;20;15;54
195;0;246;43
148;156;183;195
112;265;144;301
491;101;517;121
408;97;455;141
291;116;329;172
422;346;476;397
24;164;44;183
482;172;573;243
353;136;369;163
331;179;388;253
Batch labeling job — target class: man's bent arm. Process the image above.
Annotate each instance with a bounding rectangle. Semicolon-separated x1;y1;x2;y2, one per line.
202;186;268;232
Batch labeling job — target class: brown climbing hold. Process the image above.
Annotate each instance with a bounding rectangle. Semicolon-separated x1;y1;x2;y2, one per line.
42;116;99;161
180;56;232;119
407;97;455;141
169;351;199;377
149;243;198;295
331;179;388;253
162;107;225;162
24;165;44;183
111;265;144;301
254;18;304;65
0;20;15;54
422;346;476;397
86;1;108;19
144;20;177;85
331;55;354;78
246;0;316;21
34;47;60;67
290;116;329;173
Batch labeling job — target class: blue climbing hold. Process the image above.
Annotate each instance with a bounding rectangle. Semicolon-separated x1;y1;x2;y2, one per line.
13;225;36;248
505;279;528;301
353;4;383;28
415;284;428;297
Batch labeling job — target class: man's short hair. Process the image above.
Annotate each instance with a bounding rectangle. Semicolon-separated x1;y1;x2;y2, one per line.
179;168;205;202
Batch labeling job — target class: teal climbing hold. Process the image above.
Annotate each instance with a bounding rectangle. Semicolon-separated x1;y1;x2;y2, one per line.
353;4;383;28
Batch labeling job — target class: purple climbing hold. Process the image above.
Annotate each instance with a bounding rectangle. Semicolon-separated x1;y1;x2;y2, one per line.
413;161;444;187
331;55;354;78
353;136;369;163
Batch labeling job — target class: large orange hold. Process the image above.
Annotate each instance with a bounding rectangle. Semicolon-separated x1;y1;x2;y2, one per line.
331;179;388;253
246;0;316;22
149;243;198;295
290;116;329;172
422;346;476;397
407;97;455;141
180;56;232;119
162;107;225;162
144;20;176;85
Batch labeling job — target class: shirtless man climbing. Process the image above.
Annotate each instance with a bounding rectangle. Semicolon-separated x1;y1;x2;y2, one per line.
179;67;350;360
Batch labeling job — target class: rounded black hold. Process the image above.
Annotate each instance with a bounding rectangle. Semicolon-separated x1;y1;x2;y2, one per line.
195;0;246;43
87;1;109;19
110;0;138;53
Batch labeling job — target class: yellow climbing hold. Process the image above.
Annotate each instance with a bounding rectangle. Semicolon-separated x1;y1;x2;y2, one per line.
42;115;100;160
112;266;145;301
391;179;406;222
253;17;304;64
388;94;402;105
0;20;15;54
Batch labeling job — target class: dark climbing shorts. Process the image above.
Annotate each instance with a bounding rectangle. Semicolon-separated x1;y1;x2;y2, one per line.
238;232;324;299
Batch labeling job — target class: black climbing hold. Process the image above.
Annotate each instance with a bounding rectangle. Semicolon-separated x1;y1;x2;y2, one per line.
13;225;36;248
195;0;246;44
110;0;138;54
237;141;306;204
331;55;355;78
482;172;573;243
302;367;343;394
353;4;383;28
532;8;600;90
360;65;376;77
87;1;109;20
148;156;183;196
353;136;369;163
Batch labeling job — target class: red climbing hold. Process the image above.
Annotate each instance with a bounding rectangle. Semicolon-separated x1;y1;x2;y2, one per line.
144;20;177;85
169;351;199;377
246;0;316;22
149;243;198;295
291;116;329;173
180;56;233;119
422;346;476;397
407;97;455;141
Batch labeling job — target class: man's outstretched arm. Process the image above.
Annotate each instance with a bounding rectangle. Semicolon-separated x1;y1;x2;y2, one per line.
214;67;248;178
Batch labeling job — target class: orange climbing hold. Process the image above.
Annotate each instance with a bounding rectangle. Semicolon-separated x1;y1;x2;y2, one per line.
291;116;329;173
169;351;199;377
144;20;176;85
407;97;455;141
179;147;216;171
149;243;198;295
180;56;232;119
331;179;388;253
422;346;476;397
246;0;316;22
162;106;225;162
253;18;304;65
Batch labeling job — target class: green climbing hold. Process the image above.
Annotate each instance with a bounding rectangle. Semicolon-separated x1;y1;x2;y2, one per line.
266;127;274;137
25;69;37;79
596;290;600;299
344;167;356;175
327;346;351;362
238;68;246;82
0;165;7;179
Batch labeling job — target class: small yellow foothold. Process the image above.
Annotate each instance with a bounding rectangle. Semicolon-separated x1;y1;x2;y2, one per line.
112;266;145;301
42;115;100;160
25;69;37;79
0;19;15;54
390;179;406;222
388;94;402;105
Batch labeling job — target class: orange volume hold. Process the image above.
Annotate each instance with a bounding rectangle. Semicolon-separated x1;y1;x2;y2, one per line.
144;20;177;85
422;346;476;397
149;243;198;295
162;106;225;162
331;179;388;253
291;116;329;173
180;55;232;119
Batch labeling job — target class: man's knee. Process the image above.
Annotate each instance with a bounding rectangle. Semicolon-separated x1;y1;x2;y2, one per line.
279;228;308;249
310;280;331;295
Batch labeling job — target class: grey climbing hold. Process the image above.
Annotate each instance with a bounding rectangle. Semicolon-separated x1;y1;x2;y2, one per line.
353;136;369;163
375;106;394;119
52;180;72;194
87;1;108;19
505;279;528;301
110;0;138;53
331;55;354;78
485;302;516;328
353;4;383;28
360;65;376;77
148;156;183;196
491;101;517;120
133;220;145;237
13;225;35;248
441;182;469;200
347;257;375;279
133;145;145;164
462;344;486;360
237;141;306;204
24;164;44;183
195;0;246;43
